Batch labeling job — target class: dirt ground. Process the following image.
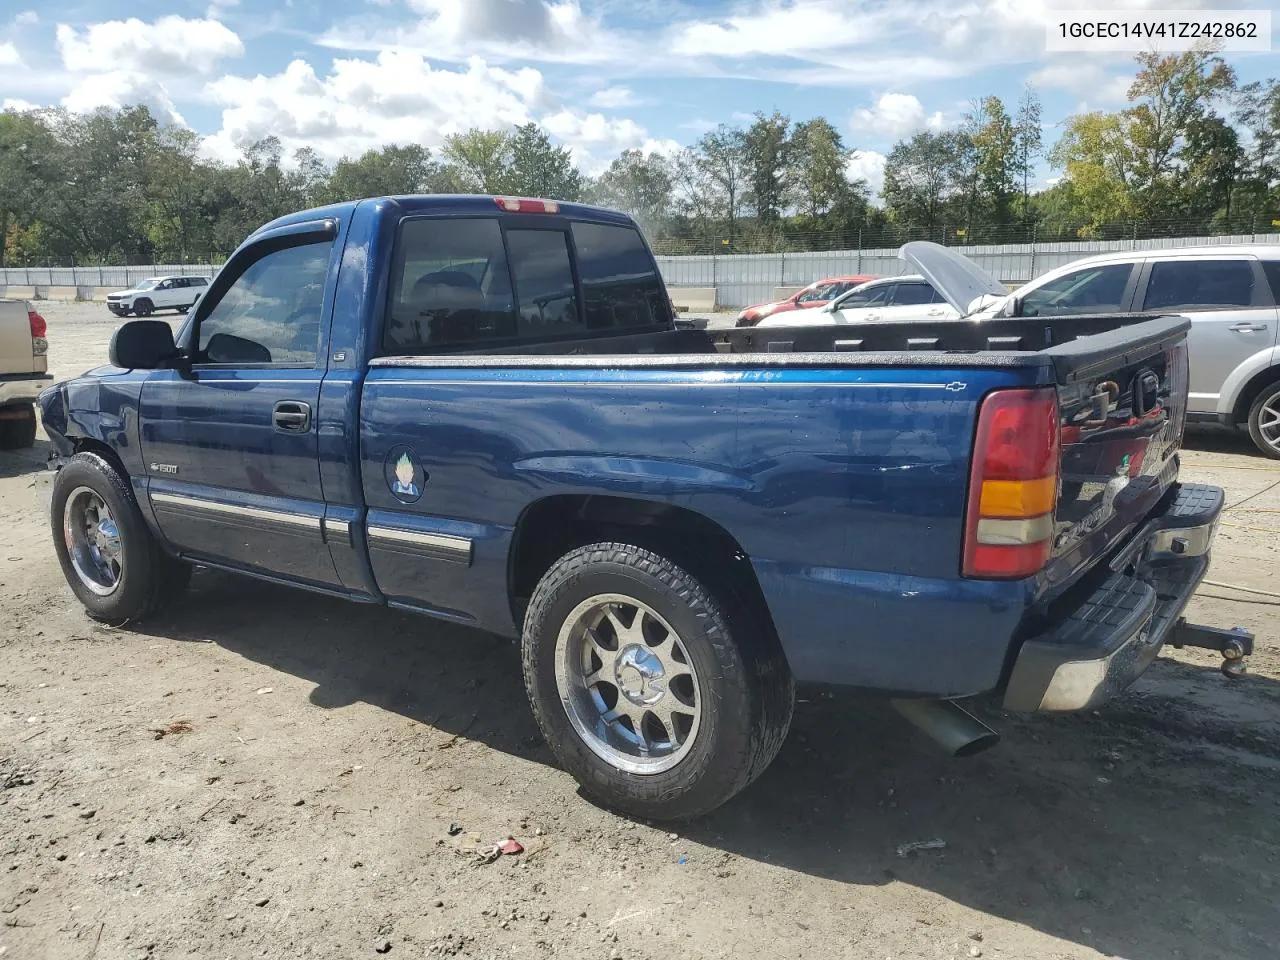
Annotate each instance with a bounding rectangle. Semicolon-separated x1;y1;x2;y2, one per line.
3;302;1279;960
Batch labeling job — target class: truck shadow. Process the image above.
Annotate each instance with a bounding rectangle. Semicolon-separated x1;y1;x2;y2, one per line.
0;438;52;479
140;568;1280;960
1183;423;1274;458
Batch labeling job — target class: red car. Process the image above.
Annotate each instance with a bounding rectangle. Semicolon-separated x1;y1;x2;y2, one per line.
735;275;877;327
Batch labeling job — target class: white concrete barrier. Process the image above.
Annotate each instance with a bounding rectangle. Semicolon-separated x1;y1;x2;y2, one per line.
0;286;37;301
45;286;81;301
771;286;804;301
669;286;716;312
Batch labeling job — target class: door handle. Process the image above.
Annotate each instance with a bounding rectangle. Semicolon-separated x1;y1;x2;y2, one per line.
272;400;312;432
1230;322;1267;332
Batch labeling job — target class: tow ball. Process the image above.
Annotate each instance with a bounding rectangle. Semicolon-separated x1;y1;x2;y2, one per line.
1169;620;1254;678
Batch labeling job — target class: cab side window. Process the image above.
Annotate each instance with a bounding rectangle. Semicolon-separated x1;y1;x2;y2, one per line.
839;284;892;309
570;221;670;331
1020;263;1133;317
196;239;333;365
385;217;516;351
1142;260;1256;311
890;282;935;306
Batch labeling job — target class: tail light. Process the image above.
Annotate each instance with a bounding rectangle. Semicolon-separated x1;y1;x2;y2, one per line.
963;387;1060;579
28;310;48;356
494;196;560;214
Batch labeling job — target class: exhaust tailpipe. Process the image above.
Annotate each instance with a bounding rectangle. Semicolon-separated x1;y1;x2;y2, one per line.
891;698;1000;757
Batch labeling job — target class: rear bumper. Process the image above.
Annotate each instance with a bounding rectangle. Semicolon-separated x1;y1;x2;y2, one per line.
0;373;52;407
1004;483;1236;712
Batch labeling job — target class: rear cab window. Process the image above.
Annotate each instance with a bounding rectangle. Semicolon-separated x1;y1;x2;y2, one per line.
383;214;669;355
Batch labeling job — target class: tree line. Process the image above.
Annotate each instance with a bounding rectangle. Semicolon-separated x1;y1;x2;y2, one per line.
1;49;1276;266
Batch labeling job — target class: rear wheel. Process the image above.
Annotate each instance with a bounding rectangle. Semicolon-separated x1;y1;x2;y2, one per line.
51;452;191;623
522;542;794;820
1246;381;1280;459
133;298;153;318
0;404;37;449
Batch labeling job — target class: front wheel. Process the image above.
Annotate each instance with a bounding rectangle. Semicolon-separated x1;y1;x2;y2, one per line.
51;452;192;623
1247;382;1280;459
132;298;153;318
522;542;794;820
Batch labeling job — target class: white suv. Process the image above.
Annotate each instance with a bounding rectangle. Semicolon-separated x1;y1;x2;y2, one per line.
973;247;1280;457
106;276;210;318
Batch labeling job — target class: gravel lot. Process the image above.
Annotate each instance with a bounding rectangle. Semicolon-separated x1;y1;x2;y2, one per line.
3;302;1279;960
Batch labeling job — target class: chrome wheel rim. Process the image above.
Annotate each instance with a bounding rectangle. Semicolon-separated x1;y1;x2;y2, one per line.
62;487;122;596
1259;396;1280;453
555;594;702;775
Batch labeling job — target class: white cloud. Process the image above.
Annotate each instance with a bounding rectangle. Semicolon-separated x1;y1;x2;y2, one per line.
202;52;548;163
588;86;637;109
322;0;626;66
62;71;185;125
1029;63;1132;104
206;0;240;18
57;16;244;76
541;107;676;172
670;0;887;58
846;150;887;200
850;94;944;139
3;98;40;112
14;11;38;27
0;42;20;66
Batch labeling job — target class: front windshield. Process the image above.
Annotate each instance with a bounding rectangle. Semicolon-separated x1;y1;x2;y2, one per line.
136;279;161;290
796;282;836;304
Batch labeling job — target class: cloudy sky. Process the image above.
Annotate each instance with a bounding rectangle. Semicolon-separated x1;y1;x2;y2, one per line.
1;0;1275;195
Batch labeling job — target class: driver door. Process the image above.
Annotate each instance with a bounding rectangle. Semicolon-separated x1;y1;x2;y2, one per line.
138;220;344;588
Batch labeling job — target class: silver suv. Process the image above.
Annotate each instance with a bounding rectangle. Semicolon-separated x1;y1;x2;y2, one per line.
992;247;1280;458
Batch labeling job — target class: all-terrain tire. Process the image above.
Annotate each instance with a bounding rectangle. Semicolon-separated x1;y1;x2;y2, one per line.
522;542;794;820
50;452;191;623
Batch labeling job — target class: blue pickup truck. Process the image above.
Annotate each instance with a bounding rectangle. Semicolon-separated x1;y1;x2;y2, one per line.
39;195;1250;818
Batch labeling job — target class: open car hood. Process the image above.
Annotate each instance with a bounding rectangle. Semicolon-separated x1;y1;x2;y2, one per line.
899;241;1007;315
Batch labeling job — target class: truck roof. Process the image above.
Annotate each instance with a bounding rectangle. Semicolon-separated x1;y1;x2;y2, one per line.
253;195;637;237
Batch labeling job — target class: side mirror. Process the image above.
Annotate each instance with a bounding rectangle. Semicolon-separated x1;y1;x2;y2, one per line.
109;320;178;370
1004;296;1023;318
205;332;271;364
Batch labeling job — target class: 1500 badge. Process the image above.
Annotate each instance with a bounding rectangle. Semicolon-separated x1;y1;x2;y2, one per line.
149;462;179;475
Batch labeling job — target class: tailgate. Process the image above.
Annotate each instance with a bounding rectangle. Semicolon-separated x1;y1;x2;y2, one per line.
0;300;36;376
1039;316;1190;600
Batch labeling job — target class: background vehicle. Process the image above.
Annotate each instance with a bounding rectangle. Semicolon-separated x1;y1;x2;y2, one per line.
757;274;957;326
734;275;874;326
0;298;50;449
39;203;1245;820
106;276;210;317
970;247;1280;458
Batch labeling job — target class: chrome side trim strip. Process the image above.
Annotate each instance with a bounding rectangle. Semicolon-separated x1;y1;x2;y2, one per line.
322;517;352;546
151;492;322;530
367;525;473;564
368;379;963;391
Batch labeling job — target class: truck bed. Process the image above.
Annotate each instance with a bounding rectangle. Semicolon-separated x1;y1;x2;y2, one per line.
387;314;1190;388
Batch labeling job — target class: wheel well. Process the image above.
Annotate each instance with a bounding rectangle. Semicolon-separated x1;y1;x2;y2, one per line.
73;438;128;478
1231;366;1280;425
508;495;782;654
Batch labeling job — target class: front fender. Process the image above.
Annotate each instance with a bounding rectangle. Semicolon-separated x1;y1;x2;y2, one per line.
46;368;149;477
1216;345;1280;418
